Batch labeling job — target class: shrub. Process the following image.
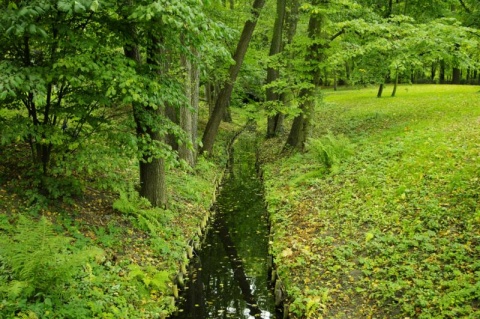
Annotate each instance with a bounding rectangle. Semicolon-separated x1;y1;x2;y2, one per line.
306;131;355;172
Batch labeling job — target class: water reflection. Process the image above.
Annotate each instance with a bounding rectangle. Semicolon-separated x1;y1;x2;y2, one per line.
173;132;275;319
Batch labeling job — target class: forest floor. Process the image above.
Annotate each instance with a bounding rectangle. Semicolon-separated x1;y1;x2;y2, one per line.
260;84;480;319
0;108;243;318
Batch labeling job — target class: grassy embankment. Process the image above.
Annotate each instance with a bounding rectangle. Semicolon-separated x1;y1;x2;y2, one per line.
0;105;243;318
261;85;480;318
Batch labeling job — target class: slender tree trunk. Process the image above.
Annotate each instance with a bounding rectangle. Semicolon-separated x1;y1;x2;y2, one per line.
391;70;399;97
285;1;323;150
200;0;266;155
440;60;446;84
377;83;384;98
431;62;436;82
179;52;195;166
387;0;393;16
276;0;300;135
165;104;178;150
266;0;287;138
191;47;200;163
205;82;215;116
345;61;351;84
333;71;338;91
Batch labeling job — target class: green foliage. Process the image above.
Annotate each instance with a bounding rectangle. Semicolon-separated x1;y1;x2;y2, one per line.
0;215;104;316
305;131;355;172
127;264;171;295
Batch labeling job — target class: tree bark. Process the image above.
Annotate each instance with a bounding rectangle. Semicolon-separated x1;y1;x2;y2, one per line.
387;0;393;16
452;67;461;84
266;0;287;138
440;60;446;84
200;0;266;155
179;52;195;167
124;36;167;207
285;0;323;150
191;47;200;163
391;70;399;97
431;62;436;82
377;83;384;98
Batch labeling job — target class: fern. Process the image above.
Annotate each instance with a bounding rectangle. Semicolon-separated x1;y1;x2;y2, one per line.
306;131;355;172
113;190;169;235
127;264;171;294
0;216;103;302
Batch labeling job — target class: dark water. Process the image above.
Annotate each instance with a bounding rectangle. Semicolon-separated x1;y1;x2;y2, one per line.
173;132;276;319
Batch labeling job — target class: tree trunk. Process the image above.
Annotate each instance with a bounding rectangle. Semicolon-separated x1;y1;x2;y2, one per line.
179;52;195;167
452;67;461;84
387;0;393;16
285;89;315;149
191;47;200;163
431;62;436;82
377;83;384;98
439;60;446;84
266;0;287;138
391;70;399;97
285;1;323;150
223;104;233;122
205;82;216;116
165;104;178;150
333;71;338;91
345;61;352;84
200;0;266;155
125;37;167;207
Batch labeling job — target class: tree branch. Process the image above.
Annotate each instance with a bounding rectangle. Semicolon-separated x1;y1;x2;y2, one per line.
330;29;345;41
458;0;471;13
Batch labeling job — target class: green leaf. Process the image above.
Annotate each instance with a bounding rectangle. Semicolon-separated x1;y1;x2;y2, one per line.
90;0;99;12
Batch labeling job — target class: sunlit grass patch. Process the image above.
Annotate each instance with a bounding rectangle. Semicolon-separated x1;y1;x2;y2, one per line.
262;84;480;318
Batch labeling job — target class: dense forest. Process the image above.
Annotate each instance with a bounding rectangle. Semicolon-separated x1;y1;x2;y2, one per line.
1;0;479;318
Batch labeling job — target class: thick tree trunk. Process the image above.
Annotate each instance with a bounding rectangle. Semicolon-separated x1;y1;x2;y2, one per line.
285;89;315;149
223;104;233;122
200;0;266;155
285;1;323;150
452;67;461;84
125;37;167;207
266;0;287;138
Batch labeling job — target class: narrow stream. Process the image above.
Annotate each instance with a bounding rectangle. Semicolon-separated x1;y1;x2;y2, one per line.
173;131;276;319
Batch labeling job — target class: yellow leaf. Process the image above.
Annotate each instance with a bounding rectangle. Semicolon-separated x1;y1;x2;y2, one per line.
281;248;293;257
365;232;374;242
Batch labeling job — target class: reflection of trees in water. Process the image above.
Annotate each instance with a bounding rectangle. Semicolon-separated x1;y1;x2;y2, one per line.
174;132;274;319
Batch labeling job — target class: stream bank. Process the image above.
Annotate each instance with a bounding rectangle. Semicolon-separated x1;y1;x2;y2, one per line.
171;130;281;319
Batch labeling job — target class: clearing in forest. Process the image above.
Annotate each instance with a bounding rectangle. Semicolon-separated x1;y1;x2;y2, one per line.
261;84;480;319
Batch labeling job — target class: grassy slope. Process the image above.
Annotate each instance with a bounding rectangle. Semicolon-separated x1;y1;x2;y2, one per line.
262;85;480;318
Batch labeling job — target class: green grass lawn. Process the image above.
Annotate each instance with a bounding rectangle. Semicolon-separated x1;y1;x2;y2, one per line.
262;85;480;318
